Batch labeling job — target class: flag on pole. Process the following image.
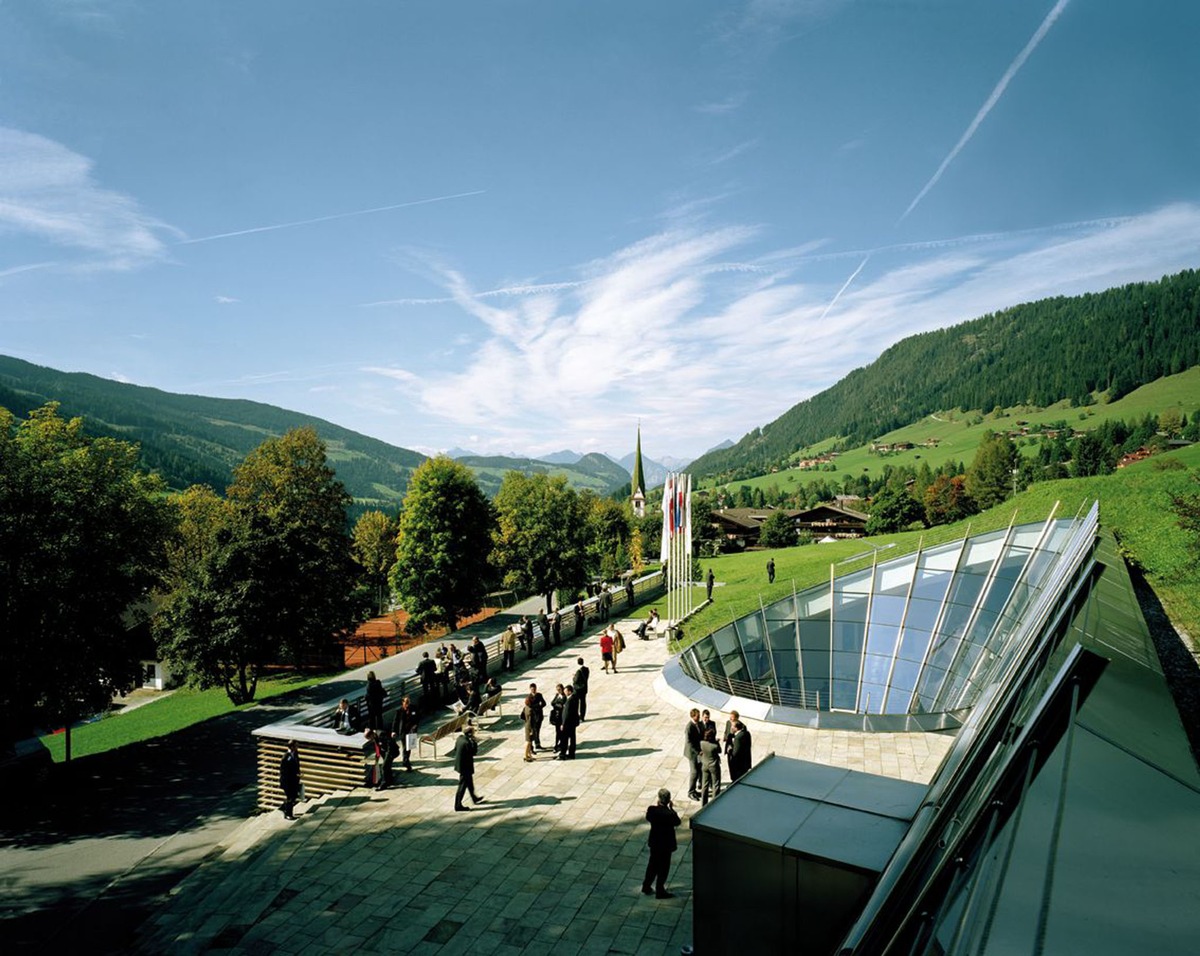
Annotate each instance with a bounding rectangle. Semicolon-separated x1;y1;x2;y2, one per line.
660;473;674;564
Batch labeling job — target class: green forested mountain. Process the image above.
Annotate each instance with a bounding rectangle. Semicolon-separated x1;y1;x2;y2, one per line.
0;355;635;507
456;451;630;498
690;268;1200;481
0;355;425;509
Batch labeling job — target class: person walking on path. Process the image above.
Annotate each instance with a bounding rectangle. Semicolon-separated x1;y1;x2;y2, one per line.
572;657;590;721
279;740;301;820
642;788;681;899
684;709;703;800
558;686;580;759
766;558;775;584
706;568;714;601
453;726;484;810
699;728;722;805
392;695;419;772
728;721;753;782
550;683;567;753
365;670;385;731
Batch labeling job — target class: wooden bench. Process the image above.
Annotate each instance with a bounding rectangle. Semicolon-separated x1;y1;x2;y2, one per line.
417;691;504;758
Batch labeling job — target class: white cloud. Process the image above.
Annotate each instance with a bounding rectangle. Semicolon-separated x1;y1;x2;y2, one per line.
362;204;1200;459
0;126;177;270
215;295;240;304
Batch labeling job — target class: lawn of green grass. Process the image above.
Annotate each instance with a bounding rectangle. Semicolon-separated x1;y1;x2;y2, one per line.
40;672;330;763
680;443;1200;650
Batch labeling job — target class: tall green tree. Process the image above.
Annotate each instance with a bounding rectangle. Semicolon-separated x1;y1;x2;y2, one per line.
390;456;494;635
965;430;1019;510
759;510;798;548
158;428;357;703
866;482;924;535
492;472;590;610
923;475;978;527
583;492;632;581
352;509;399;615
0;404;174;752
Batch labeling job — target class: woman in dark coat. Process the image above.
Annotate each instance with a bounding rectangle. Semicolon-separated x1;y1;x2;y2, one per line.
365;670;385;731
279;740;301;820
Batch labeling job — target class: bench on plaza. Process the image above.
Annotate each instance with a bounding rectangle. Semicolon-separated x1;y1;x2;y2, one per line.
416;690;503;758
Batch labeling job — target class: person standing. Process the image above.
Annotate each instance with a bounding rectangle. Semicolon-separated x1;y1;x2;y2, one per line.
601;588;612;622
558;685;580;759
453;726;484;811
574;600;586;640
642;788;681;899
706;568;714;601
722;710;741;755
469;636;488;680
279;740;301;820
572;657;590;721
416;653;438;712
699;728;722;805
501;624;518;671
538;610;551;651
551;607;562;646
684;709;703;800
526;682;547;751
700;709;717;738
611;625;625;673
599;630;615;674
728;721;753;781
766;558;776;585
365;670;385;731
379;730;399;789
522;615;536;659
392;695;419;772
625;578;635;609
550;683;567;753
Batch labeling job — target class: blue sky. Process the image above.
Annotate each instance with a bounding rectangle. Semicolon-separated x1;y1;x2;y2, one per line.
2;0;1198;462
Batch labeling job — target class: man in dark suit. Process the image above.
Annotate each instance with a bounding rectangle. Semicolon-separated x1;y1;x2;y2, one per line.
469;636;488;680
522;615;536;658
766;557;776;584
453;726;484;811
728;721;753;782
279;740;301;820
574;600;586;639
537;610;550;650
722;710;741;756
684;709;703;799
572;657;590;721
642;788;681;899
551;608;562;645
558;686;580;759
416;653;438;712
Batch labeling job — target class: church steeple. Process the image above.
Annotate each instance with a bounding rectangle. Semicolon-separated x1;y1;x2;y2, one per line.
631;426;646;518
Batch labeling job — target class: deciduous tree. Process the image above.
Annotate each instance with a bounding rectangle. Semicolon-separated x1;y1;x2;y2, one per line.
965;430;1019;510
352;509;399;615
0;404;174;752
492;472;590;611
389;456;494;635
158;428;357;703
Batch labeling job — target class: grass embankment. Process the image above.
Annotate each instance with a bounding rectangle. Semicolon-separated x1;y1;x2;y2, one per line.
672;443;1200;649
39;672;329;763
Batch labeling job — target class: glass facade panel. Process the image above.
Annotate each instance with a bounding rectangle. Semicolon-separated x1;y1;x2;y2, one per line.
678;517;1091;719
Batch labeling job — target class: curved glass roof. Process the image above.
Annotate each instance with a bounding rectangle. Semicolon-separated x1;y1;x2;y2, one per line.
676;507;1098;728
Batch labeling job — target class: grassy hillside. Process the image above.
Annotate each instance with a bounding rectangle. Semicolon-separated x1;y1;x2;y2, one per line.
681;443;1200;647
690;268;1200;482
710;366;1200;497
458;451;629;498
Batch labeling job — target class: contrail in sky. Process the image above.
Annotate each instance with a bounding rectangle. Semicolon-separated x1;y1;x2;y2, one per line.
820;0;1070;319
819;253;870;320
899;0;1071;224
177;189;486;245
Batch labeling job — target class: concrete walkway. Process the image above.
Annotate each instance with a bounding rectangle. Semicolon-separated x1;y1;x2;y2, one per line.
138;622;953;956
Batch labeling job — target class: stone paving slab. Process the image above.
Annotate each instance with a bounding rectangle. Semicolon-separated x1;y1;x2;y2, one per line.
137;622;953;955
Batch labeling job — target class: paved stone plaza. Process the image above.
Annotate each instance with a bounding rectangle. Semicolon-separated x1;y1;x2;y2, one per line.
139;622;954;955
